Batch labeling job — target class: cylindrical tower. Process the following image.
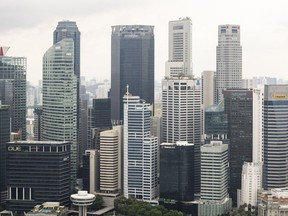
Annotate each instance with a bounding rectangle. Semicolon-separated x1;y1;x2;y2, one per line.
70;191;95;216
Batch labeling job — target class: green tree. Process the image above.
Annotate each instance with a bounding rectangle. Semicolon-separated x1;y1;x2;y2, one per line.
89;195;104;211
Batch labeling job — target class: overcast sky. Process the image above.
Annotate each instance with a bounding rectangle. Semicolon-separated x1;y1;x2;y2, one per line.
1;0;288;85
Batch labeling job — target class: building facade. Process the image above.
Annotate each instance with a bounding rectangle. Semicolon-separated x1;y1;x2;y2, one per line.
166;17;192;77
111;25;154;122
6;141;71;212
123;92;158;201
160;142;194;205
223;89;253;204
42;38;77;189
216;25;242;103
238;162;262;207
263;85;288;190
0;104;10;206
202;70;215;108
199;141;231;216
0;48;26;140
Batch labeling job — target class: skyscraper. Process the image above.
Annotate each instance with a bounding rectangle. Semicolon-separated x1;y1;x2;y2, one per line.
223;89;253;204
123;91;158;201
166;17;192;77
6;141;71;212
0;104;10;206
162;17;202;195
199;141;231;215
216;25;242;103
202;70;216;108
42;38;77;189
111;25;154;122
0;47;26;140
263;85;288;190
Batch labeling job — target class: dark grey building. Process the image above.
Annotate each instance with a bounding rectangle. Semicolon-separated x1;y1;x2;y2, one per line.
263;85;288;190
6;141;71;212
33;106;42;141
0;49;26;140
111;25;154;122
0;105;10;207
160;142;194;212
223;89;253;205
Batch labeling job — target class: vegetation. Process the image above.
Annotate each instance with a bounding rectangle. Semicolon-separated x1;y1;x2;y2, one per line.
112;196;184;216
228;203;258;216
89;194;104;211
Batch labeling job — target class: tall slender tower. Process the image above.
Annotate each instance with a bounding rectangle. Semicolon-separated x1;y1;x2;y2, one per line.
0;47;26;140
123;91;158;201
216;25;242;103
42;38;77;189
162;18;202;195
111;25;154;122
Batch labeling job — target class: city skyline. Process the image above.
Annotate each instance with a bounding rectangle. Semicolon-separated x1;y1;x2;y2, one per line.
1;0;288;85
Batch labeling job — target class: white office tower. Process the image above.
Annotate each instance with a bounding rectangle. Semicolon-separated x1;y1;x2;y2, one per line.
202;70;215;108
166;17;192;77
242;78;253;89
162;77;202;194
99;125;122;194
238;162;262;207
253;88;264;164
123;91;158;201
42;38;77;187
216;25;242;103
199;141;231;216
263;85;288;190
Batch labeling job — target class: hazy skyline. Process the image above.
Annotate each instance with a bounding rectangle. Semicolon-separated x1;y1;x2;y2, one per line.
1;0;288;84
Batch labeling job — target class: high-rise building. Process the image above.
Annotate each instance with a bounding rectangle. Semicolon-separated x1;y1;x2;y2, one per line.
162;77;202;194
202;70;215;108
33;106;42;141
160;141;194;209
42;38;77;189
99;126;122;194
0;47;26;140
162;17;202;195
199;141;231;216
223;89;253;204
216;25;242;103
123;92;158;202
6;141;71;212
166;17;192;77
111;25;154;122
263;85;288;190
0;104;10;206
238;162;262;207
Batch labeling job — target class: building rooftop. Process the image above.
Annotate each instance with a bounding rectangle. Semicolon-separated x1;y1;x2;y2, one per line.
24;202;67;216
8;141;70;145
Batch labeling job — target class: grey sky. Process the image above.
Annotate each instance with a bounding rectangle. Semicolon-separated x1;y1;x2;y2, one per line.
1;0;288;84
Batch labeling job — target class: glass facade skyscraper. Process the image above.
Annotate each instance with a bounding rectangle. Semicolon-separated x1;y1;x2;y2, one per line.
123;92;158;201
42;38;77;189
111;25;154;122
223;89;253;205
0;51;26;140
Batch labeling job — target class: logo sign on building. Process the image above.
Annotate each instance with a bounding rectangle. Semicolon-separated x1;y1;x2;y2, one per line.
7;146;21;152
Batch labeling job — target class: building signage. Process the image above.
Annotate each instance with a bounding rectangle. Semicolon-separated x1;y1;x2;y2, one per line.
273;95;287;99
7;146;21;152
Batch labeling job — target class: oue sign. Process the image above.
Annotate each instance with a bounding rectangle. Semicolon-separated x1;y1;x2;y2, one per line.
7;146;21;152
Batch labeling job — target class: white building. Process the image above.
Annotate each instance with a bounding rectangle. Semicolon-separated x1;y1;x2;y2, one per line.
123;91;158;202
216;25;242;103
42;38;77;187
258;188;288;216
166;17;192;77
242;78;253;89
199;141;231;216
238;162;262;207
100;126;122;194
202;70;215;108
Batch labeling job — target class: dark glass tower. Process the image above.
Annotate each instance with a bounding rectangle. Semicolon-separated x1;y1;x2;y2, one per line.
0;105;10;206
111;25;154;122
160;142;194;211
223;89;253;205
6;141;71;212
0;50;26;140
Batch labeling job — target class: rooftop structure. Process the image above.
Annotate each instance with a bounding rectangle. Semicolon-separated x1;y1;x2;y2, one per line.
24;202;67;216
71;191;95;216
